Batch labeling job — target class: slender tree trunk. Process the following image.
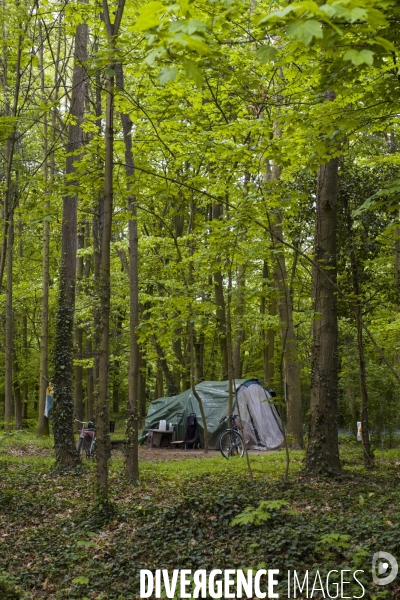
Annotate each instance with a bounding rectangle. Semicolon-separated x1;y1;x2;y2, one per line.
260;261;276;385
188;204;208;452
268;156;303;448
52;15;88;469
232;264;246;378
14;355;22;430
4;219;13;430
74;225;84;425
126;196;140;480
194;331;205;383
306;149;341;475
271;217;303;449
212;202;228;379
344;197;372;467
139;353;147;421
0;30;22;291
38;21;59;435
116;60;140;481
95;0;126;499
82;223;94;420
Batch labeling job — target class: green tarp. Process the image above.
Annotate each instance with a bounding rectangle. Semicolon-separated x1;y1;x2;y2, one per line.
144;379;277;450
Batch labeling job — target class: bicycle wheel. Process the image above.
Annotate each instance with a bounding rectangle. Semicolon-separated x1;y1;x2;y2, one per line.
88;438;96;459
76;436;84;455
219;429;244;459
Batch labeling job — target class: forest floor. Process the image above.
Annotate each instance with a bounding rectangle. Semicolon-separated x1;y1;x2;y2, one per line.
1;431;400;599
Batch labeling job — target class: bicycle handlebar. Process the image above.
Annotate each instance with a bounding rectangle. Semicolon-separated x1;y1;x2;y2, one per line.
219;414;238;424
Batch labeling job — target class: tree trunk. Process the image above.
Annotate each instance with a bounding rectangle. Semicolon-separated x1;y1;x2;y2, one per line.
260;261;276;385
271;217;303;449
116;59;140;482
194;331;205;383
4;219;13;430
139;353;147;421
344;197;372;467
212;202;228;379
52;15;88;470
232;264;246;378
38;22;58;436
74;225;84;425
14;355;22;430
95;0;126;499
267;155;303;448
306;153;341;475
125;196;140;480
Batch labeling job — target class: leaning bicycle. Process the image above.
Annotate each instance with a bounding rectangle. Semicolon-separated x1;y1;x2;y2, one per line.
75;419;96;458
218;414;244;458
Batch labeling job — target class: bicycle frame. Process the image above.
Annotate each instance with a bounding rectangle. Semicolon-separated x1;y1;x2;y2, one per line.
75;419;96;457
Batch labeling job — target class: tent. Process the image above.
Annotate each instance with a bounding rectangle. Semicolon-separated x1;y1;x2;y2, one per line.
144;378;284;450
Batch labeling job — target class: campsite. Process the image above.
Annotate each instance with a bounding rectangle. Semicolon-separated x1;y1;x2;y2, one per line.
1;0;400;598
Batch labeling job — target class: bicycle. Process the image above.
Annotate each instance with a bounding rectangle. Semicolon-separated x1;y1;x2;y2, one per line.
75;419;96;458
218;414;244;458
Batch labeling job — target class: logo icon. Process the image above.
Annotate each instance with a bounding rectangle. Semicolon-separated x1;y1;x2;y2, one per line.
372;552;398;585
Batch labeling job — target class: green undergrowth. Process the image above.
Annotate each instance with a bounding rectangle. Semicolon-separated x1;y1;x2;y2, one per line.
1;433;400;599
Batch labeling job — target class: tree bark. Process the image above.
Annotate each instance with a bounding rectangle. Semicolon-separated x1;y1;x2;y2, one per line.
212;202;228;379
260;261;276;385
4;219;13;430
232;264;246;378
271;217;303;449
267;157;303;448
94;0;126;498
38;21;58;436
306;154;341;475
116;59;140;482
52;14;88;470
344;197;372;467
74;225;84;425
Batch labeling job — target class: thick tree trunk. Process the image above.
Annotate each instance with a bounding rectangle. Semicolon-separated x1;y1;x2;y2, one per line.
4;220;13;430
52;16;88;470
306;154;341;475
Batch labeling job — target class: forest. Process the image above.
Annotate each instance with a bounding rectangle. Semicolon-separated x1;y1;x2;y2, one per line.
1;0;400;598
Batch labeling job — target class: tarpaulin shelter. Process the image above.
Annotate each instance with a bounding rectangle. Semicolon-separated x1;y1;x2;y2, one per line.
143;378;284;450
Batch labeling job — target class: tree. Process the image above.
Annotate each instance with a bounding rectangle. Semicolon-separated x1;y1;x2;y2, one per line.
52;10;88;470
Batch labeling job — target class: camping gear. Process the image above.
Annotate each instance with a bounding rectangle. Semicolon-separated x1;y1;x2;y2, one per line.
159;420;166;431
183;413;200;449
143;379;284;450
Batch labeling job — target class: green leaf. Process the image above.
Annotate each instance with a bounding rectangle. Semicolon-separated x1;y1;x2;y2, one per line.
182;58;203;87
256;45;278;62
343;49;374;66
286;19;323;45
72;576;89;585
374;36;396;52
132;1;164;32
157;67;178;85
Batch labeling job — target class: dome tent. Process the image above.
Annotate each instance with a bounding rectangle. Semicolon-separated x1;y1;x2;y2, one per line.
144;378;284;451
